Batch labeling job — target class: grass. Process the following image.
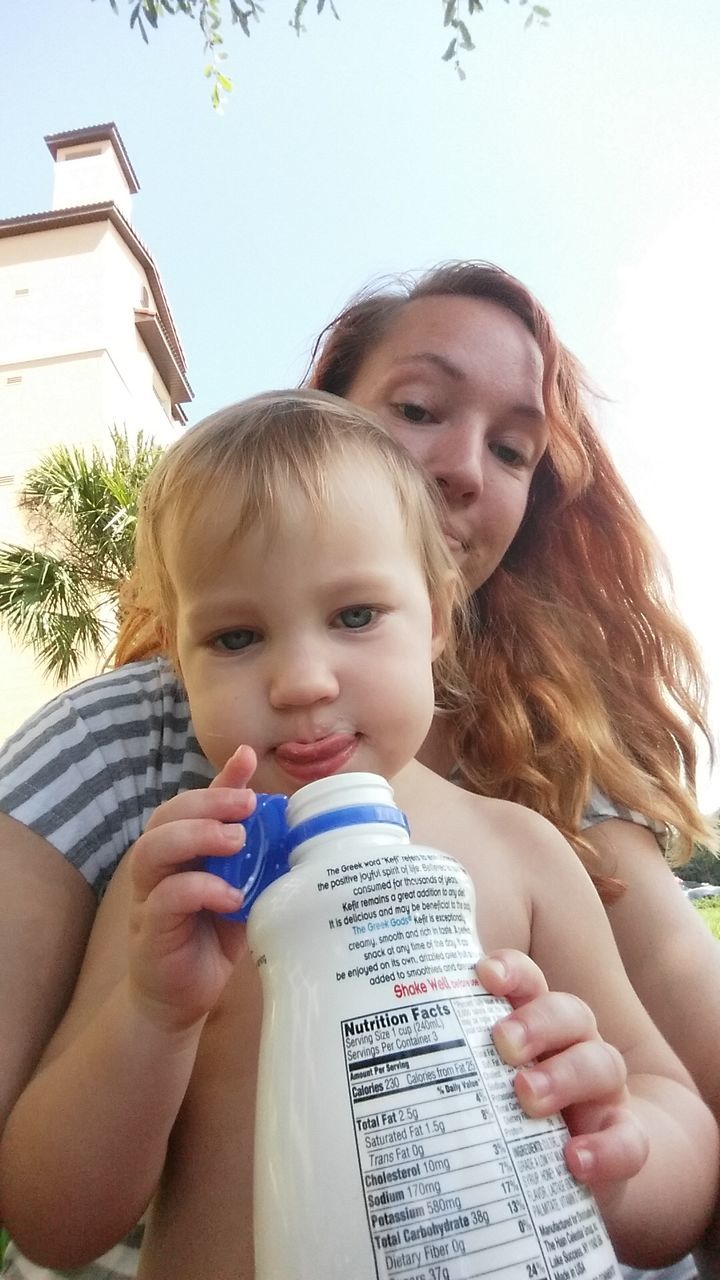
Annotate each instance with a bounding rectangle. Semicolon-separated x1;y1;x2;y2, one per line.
694;896;720;940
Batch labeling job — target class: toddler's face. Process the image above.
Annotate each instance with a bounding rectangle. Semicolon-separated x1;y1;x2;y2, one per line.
170;459;442;793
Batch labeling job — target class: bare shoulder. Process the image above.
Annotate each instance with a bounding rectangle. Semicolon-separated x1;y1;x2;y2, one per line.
394;760;559;841
393;763;585;953
396;763;576;876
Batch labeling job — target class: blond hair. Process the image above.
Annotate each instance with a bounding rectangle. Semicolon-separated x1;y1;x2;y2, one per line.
129;390;469;707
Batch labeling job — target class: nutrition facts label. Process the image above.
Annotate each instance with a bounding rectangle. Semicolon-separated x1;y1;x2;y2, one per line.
314;845;620;1280
342;993;619;1280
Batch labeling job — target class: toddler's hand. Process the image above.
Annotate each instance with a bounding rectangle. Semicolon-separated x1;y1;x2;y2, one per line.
127;744;258;1031
478;949;649;1187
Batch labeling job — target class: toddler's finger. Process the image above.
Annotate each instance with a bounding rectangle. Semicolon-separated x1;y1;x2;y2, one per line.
512;1038;627;1117
146;785;256;831
210;744;258;793
564;1109;649;1185
492;990;598;1066
142;869;244;925
131;818;248;899
478;950;549;1005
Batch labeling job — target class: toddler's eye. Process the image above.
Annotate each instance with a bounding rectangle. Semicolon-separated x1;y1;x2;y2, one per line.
394;402;432;424
214;629;258;652
336;607;375;630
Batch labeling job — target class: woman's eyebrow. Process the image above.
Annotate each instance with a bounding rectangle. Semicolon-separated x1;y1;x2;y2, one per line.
392;352;464;381
392;353;546;423
511;404;547;427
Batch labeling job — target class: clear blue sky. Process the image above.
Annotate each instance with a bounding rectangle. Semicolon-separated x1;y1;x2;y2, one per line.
3;0;720;804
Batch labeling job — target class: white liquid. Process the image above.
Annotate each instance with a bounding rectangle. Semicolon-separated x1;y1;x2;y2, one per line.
248;774;620;1280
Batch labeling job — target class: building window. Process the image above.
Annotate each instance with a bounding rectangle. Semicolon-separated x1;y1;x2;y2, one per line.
6;376;22;385
0;475;14;487
14;288;29;297
140;286;150;308
60;146;103;161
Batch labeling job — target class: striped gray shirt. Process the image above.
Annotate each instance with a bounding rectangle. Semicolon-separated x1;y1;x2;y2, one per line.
0;658;214;898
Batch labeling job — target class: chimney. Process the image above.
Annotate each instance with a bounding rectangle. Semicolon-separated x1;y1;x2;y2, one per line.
44;123;140;221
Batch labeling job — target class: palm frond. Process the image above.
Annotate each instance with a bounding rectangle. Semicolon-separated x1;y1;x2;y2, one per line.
0;428;161;681
0;544;109;680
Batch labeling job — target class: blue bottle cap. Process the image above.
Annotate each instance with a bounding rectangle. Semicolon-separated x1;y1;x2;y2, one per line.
204;795;410;921
203;793;290;922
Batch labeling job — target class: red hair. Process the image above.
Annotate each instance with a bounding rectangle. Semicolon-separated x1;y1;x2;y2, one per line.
307;263;716;891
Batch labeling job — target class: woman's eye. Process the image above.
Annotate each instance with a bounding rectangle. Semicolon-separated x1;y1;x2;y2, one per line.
490;441;528;468
336;606;376;630
393;402;433;425
213;629;258;652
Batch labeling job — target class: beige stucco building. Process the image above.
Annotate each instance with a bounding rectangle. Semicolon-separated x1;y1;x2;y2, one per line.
0;123;192;740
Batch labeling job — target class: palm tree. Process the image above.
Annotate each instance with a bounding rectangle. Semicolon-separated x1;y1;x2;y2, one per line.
0;429;162;682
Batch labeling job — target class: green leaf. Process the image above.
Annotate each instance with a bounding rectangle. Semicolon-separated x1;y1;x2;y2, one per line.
442;36;457;61
457;20;475;51
141;0;159;28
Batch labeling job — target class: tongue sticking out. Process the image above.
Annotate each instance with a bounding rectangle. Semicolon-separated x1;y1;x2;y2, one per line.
274;734;357;781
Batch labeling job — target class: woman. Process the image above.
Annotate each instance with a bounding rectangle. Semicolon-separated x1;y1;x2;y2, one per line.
0;262;717;1278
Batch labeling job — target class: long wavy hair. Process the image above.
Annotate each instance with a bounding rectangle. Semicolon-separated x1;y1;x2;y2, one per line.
114;262;715;889
307;262;716;886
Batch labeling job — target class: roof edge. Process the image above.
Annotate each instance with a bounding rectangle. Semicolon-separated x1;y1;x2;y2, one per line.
44;123;140;195
0;203;188;378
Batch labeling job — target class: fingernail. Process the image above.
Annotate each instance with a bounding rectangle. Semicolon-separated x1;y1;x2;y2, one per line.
573;1146;595;1178
223;824;246;845
523;1069;551;1101
482;957;507;983
497;1019;526;1055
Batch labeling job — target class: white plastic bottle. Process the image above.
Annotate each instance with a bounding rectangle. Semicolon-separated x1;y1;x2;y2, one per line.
246;773;621;1280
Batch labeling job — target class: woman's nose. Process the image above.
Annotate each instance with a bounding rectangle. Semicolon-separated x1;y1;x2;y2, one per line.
268;645;340;709
430;422;485;504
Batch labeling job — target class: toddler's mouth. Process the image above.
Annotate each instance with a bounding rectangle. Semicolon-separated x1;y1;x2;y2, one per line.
274;733;358;782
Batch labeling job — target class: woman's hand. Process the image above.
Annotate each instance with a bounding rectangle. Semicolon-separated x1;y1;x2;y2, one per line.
478;948;649;1186
127;744;257;1031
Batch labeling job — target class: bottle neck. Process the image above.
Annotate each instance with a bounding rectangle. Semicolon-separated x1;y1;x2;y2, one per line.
288;804;410;865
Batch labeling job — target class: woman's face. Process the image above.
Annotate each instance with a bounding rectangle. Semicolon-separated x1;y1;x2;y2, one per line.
347;295;548;592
